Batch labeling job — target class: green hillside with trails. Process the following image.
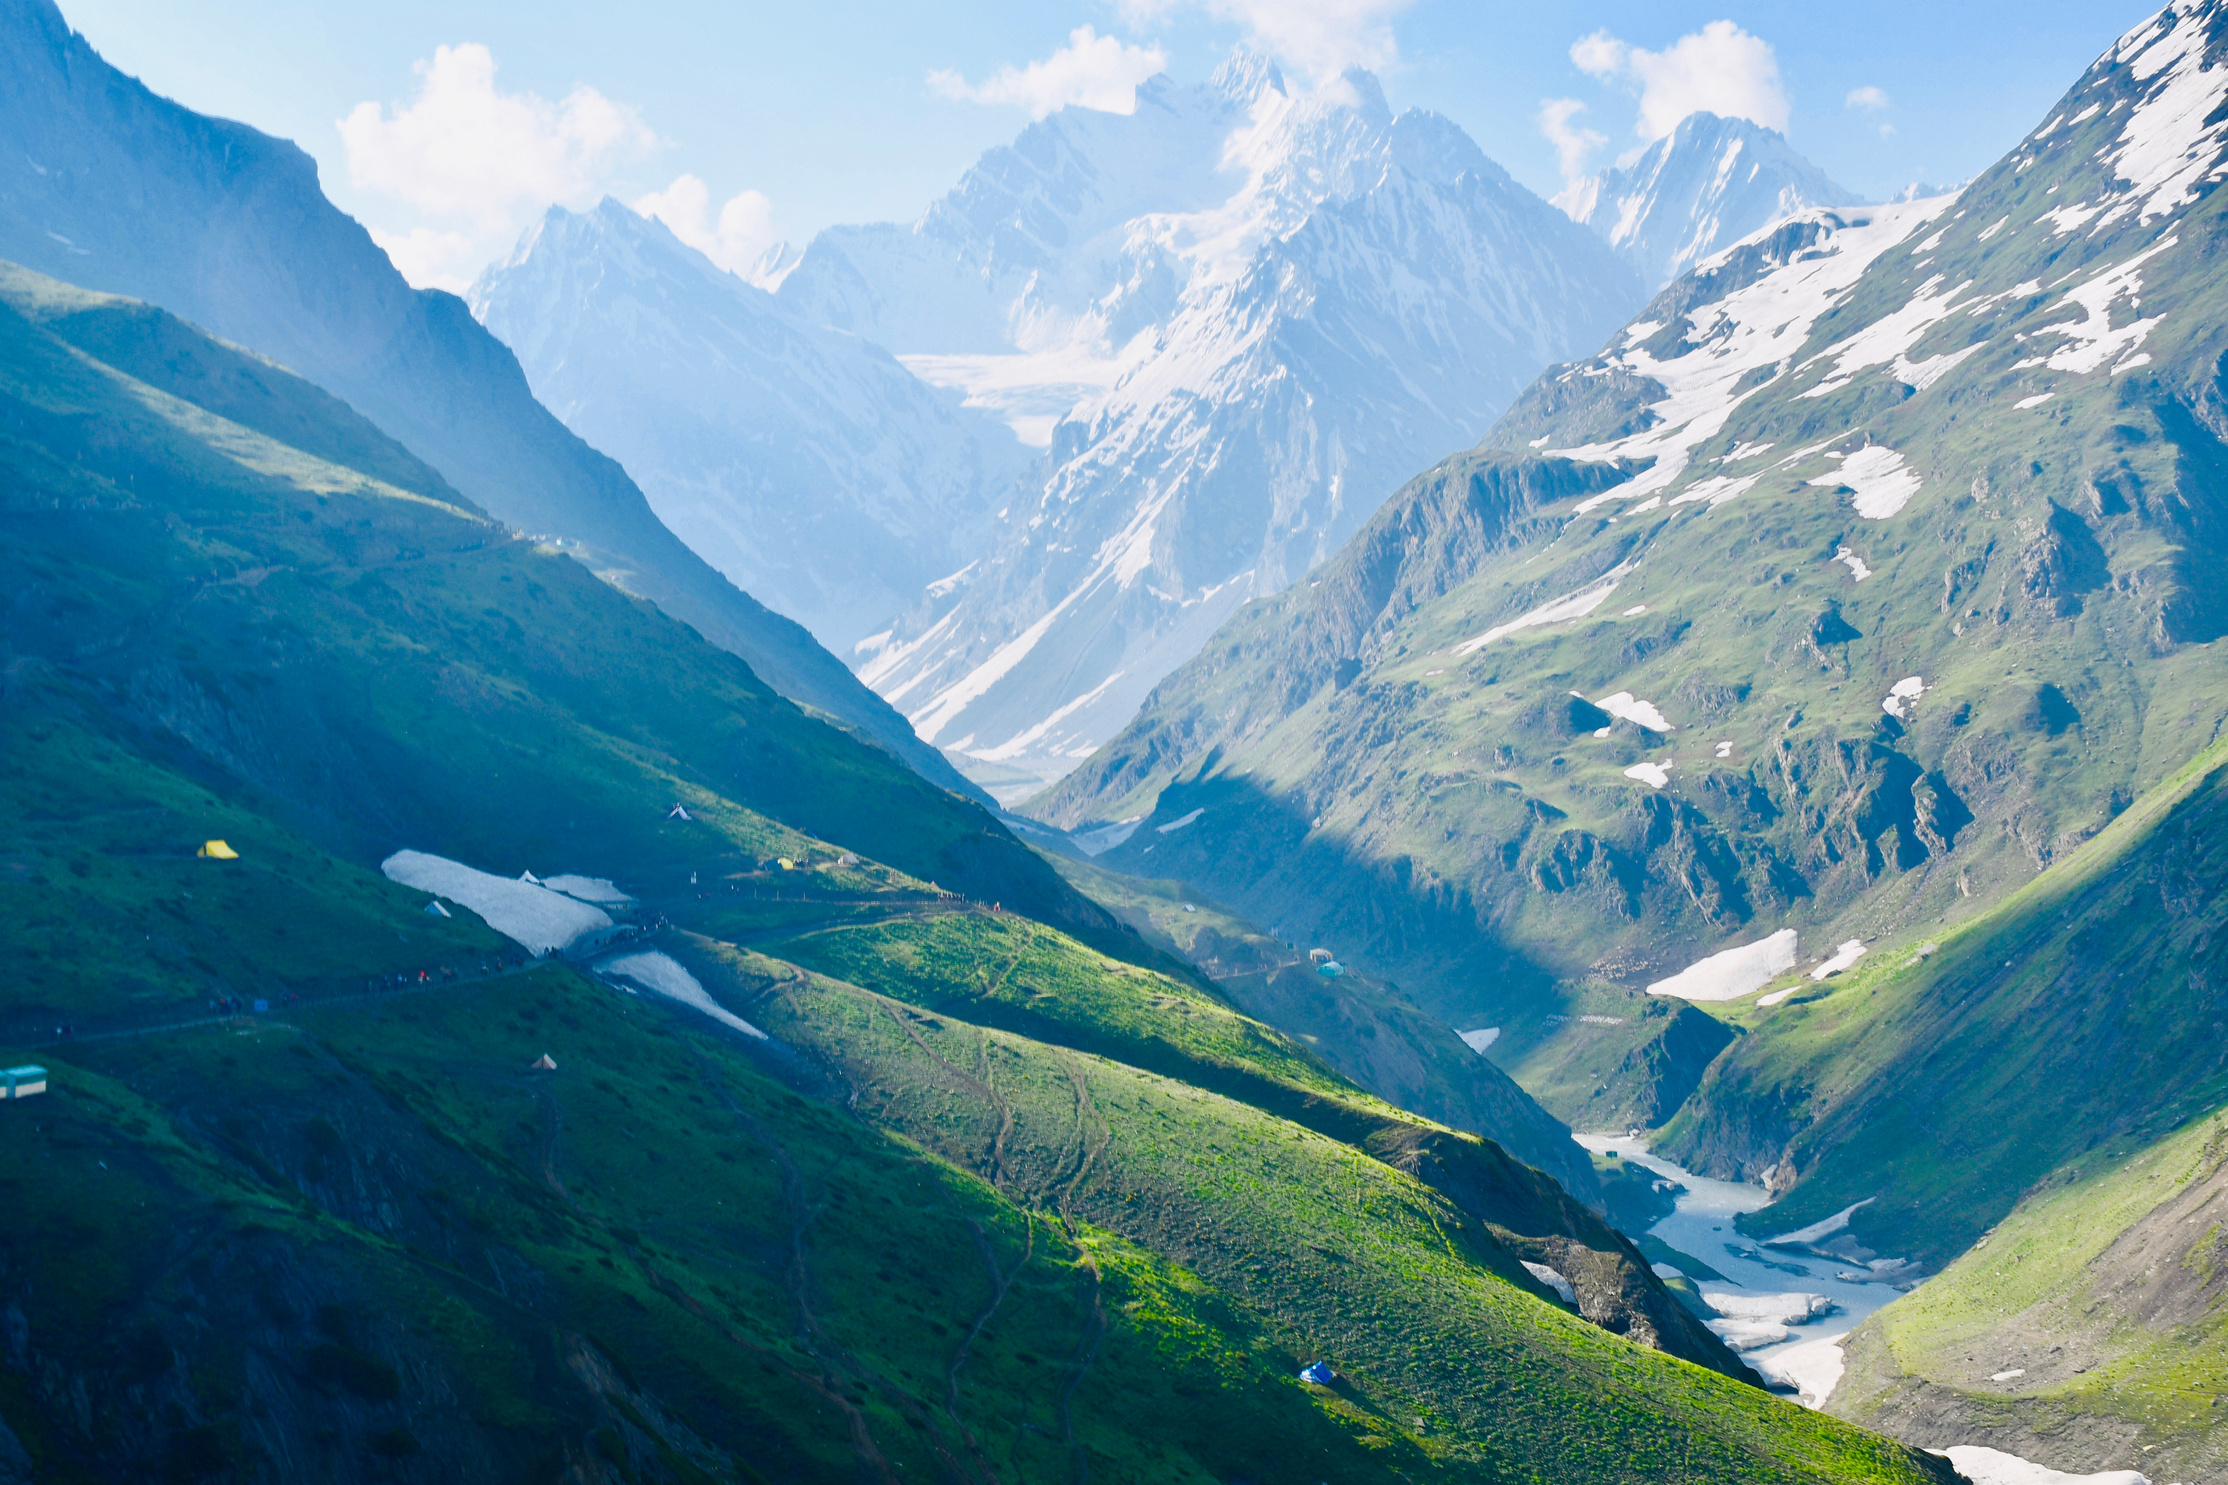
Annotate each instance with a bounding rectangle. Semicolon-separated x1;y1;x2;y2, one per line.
0;257;1968;1480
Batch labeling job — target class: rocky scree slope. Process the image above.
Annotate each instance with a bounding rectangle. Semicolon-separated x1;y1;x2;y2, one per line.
1034;0;2228;1098
794;56;1639;795
0;0;982;802
0;262;1961;1484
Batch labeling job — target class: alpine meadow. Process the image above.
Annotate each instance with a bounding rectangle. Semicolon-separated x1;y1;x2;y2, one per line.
1;3;2224;1484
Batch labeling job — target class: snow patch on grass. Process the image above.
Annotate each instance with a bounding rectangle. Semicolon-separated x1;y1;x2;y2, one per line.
1883;675;1925;718
2037;237;2175;375
1594;692;1674;732
1623;760;1672;788
599;950;767;1040
381;850;612;955
1647;928;1797;1001
1547;198;1955;506
2016;392;2057;409
1753;1332;1849;1408
1809;445;1921;519
1831;546;1872;581
1457;1027;1500;1054
1810;940;1868;980
1156;807;1204;834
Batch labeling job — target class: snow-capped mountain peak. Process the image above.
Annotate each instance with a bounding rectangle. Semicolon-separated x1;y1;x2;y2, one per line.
803;67;1642;796
1560;112;1856;288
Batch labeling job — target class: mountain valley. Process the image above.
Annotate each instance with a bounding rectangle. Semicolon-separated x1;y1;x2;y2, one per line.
4;0;2228;1481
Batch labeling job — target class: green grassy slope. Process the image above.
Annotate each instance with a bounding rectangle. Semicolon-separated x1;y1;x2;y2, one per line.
1829;1111;2228;1483
1654;738;2228;1266
651;931;1960;1485
0;265;1100;957
10;966;1460;1485
0;257;1964;1481
1046;851;1606;1196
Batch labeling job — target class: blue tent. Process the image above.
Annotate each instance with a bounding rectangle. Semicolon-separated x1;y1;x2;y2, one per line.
1298;1361;1335;1385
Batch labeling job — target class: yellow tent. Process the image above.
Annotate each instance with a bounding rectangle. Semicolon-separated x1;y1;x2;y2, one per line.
197;840;238;859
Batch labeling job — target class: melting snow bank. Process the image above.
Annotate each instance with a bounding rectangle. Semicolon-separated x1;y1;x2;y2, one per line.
1575;1134;1913;1409
1624;761;1673;788
1939;1446;2148;1485
1810;446;1921;519
1699;1289;1835;1350
1754;1333;1848;1409
1522;1261;1577;1305
543;874;631;904
381;851;613;954
598;951;767;1040
1647;929;1797;1001
1072;817;1143;855
1810;940;1868;980
1458;1027;1500;1054
1764;1197;1877;1247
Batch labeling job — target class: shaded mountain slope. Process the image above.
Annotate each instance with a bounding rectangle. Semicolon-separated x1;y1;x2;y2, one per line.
0;0;981;800
471;202;1031;653
0;261;1959;1483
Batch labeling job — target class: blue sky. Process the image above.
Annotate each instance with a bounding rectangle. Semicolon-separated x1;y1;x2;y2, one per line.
60;0;2160;291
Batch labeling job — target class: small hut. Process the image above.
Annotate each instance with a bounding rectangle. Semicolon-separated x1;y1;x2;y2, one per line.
2;1066;46;1100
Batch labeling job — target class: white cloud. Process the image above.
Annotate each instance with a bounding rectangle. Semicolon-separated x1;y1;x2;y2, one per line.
1846;85;1890;110
1538;97;1607;182
337;43;657;291
1571;20;1789;142
634;174;784;277
1120;0;1412;80
929;26;1168;119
